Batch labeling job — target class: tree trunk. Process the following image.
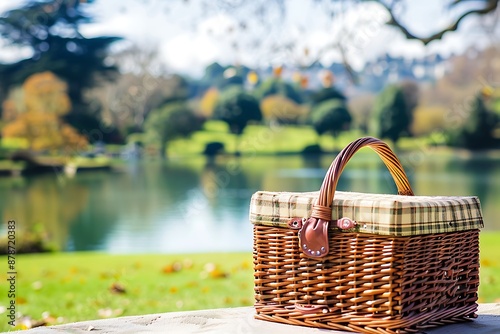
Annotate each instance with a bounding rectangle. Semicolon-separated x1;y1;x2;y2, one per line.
234;134;241;156
160;141;168;159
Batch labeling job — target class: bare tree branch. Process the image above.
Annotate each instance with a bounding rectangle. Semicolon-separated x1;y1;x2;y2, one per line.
378;0;499;45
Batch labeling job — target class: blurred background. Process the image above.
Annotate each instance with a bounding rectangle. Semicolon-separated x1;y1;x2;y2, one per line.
0;1;500;330
0;0;498;253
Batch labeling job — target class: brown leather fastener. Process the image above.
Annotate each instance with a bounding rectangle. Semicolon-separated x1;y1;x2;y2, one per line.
337;217;356;230
287;217;304;230
292;304;329;314
299;217;329;258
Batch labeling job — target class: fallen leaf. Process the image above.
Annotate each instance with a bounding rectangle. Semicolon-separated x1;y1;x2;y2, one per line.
204;263;216;272
32;281;43;291
182;259;193;269
97;308;123;318
109;282;126;294
40;270;55;278
162;261;183;274
201;263;229;279
240;297;251;305
18;315;46;329
209;269;229;279
484;276;496;284
41;311;54;321
481;259;492;267
87;325;96;331
162;265;174;274
16;297;27;305
147;300;159;307
97;308;113;318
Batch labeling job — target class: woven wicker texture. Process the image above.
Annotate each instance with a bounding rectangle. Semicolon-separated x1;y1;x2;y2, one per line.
254;226;480;333
252;137;482;333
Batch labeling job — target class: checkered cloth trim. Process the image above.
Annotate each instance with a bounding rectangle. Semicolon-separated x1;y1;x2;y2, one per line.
250;191;484;236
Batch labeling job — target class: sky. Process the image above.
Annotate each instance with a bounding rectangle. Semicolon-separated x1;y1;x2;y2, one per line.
0;0;497;77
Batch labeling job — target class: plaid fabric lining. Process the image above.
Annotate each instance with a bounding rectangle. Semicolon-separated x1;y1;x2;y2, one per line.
250;191;484;236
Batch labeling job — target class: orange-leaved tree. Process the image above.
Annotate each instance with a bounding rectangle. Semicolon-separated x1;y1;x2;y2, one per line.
2;71;88;153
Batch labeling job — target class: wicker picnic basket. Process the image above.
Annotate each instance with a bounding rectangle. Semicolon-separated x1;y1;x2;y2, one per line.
250;137;484;333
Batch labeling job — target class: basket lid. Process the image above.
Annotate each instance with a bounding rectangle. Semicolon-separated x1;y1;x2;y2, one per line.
250;190;484;236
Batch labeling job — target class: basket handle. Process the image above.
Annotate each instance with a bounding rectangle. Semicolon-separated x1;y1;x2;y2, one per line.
312;136;414;220
299;137;414;258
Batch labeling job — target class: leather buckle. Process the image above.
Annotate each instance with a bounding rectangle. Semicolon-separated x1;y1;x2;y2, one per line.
336;217;356;230
298;217;329;258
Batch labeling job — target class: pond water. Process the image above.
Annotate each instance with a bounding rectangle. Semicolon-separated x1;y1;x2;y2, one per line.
1;151;499;253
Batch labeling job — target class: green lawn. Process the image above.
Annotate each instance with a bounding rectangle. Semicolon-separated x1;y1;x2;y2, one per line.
0;252;254;331
165;122;429;156
0;232;499;331
164;121;467;158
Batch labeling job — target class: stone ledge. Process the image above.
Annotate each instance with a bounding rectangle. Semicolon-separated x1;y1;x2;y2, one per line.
9;304;500;334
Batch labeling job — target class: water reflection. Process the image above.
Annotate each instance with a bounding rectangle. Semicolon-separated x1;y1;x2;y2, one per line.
0;153;498;253
2;175;89;248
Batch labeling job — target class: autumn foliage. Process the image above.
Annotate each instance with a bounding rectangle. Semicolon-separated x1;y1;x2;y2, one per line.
199;87;219;118
2;72;88;152
260;95;307;124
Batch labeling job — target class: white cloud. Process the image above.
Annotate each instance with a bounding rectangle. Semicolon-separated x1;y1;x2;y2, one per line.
0;2;20;14
0;0;494;76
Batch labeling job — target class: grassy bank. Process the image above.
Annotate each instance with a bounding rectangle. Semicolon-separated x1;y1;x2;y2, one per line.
160;122;462;157
3;122;500;161
0;231;499;331
0;252;254;331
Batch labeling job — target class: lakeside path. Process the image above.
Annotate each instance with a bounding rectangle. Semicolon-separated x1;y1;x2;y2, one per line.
9;304;500;334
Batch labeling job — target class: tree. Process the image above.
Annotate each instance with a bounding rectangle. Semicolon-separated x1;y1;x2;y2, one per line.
255;77;303;104
203;62;225;83
348;93;376;134
372;84;412;144
448;89;498;149
0;0;120;115
2;72;87;152
200;63;248;90
96;70;190;137
310;99;352;146
144;102;203;159
309;87;347;105
213;86;262;152
213;86;262;135
260;95;307;125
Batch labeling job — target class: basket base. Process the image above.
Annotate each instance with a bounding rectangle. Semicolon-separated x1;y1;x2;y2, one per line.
255;303;477;334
